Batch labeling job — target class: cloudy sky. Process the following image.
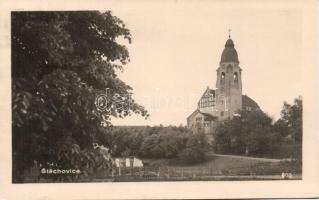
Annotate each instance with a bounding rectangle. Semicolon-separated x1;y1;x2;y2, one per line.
110;1;302;126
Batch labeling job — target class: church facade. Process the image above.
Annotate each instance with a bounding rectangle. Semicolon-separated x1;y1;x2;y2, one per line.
187;35;260;136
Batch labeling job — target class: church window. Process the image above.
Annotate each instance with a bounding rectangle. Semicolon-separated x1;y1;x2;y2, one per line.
220;72;225;84
234;72;238;83
221;111;224;117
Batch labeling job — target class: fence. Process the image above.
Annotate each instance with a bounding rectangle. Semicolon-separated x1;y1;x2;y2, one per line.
107;161;300;181
25;160;301;182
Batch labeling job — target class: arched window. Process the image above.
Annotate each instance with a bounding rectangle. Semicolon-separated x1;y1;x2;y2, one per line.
220;72;225;84
233;72;238;83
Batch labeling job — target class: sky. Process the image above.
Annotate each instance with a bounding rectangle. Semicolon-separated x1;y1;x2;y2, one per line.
109;1;302;126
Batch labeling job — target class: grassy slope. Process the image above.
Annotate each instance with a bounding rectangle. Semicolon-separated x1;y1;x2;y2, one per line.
142;154;297;175
144;154;280;167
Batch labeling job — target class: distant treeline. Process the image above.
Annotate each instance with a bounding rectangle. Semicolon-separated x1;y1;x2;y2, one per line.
96;125;209;163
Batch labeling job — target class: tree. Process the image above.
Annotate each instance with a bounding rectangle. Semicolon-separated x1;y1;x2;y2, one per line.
139;134;162;158
240;110;273;155
280;96;302;144
274;96;302;161
213;121;233;154
213;110;273;156
178;133;208;164
12;11;148;182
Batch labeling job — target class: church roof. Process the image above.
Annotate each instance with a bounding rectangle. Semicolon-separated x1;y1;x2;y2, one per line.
200;87;215;98
220;38;239;64
201;112;218;121
242;95;260;110
186;109;218;121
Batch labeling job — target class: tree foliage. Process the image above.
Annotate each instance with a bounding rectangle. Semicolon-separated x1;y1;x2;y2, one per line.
96;125;208;164
99;126;190;159
213;110;273;156
279;96;302;143
213;97;302;160
178;133;208;164
12;11;148;182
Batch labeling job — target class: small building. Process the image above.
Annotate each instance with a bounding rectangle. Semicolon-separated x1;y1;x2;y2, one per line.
114;157;143;168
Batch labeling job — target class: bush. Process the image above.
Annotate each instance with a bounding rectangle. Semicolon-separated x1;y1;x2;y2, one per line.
178;147;206;164
178;133;208;164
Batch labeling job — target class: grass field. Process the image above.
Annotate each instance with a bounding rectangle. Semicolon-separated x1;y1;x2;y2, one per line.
144;153;280;167
142;153;300;176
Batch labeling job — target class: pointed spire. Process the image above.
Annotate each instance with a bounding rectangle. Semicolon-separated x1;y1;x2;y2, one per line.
228;28;231;39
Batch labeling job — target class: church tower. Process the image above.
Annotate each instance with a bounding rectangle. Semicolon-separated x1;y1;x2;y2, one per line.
215;33;242;120
187;31;261;134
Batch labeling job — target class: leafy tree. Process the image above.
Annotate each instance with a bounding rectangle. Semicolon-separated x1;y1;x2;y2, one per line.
280;96;302;144
139;134;161;158
96;125;196;160
275;96;302;161
12;11;148;182
213;110;273;156
178;133;208;164
240;110;273;155
273;119;289;142
213;97;302;160
213;121;233;154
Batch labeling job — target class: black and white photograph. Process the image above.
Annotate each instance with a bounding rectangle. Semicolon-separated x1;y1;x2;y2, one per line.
1;0;318;199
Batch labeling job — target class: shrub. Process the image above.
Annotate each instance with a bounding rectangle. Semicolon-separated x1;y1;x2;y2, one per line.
178;147;206;164
178;133;208;164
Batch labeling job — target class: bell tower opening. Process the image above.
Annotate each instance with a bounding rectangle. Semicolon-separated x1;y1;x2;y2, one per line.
234;72;238;83
220;72;225;83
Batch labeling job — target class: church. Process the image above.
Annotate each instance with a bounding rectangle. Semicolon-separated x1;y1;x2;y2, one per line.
187;33;260;136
